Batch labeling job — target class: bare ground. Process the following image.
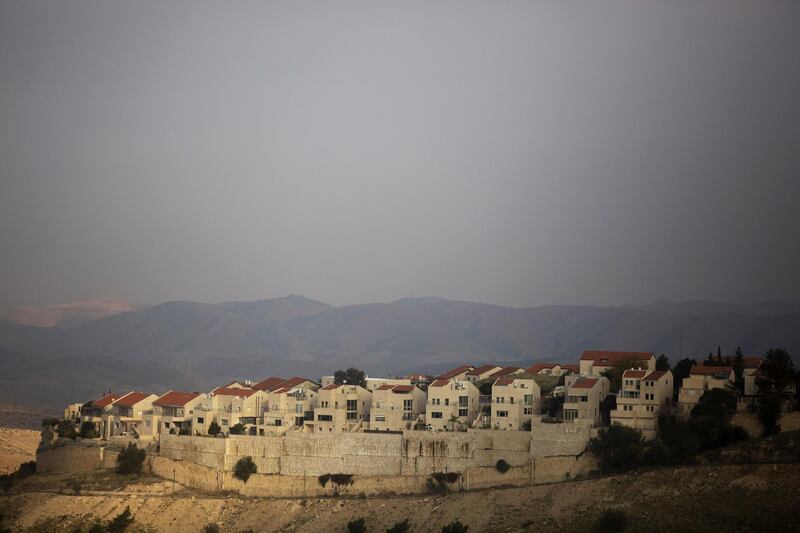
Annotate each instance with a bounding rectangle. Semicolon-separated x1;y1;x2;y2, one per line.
0;428;39;475
2;462;800;532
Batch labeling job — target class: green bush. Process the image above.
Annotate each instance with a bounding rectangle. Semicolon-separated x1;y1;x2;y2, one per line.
202;524;221;533
588;426;645;474
592;509;628;532
79;421;98;439
41;417;60;427
208;421;221;436
115;443;146;475
229;423;246;435
347;517;366;533
442;521;469;533
495;459;510;473
178;425;192;436
56;420;77;439
233;456;257;483
387;519;410;533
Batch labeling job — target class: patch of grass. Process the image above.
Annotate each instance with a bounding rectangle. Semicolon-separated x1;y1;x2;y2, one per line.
592;509;628;533
347;517;366;533
233;456;257;483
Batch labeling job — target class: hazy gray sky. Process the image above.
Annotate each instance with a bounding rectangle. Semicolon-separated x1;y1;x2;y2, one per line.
1;1;799;311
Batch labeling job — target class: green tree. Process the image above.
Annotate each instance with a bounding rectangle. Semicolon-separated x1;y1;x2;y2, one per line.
115;443;146;475
79;421;98;439
334;368;367;387
233;456;257;483
229;423;246;435
655;354;670;371
208;420;221;436
755;348;796;435
691;388;737;450
601;359;642;393
672;358;695;397
588;425;645;474
448;414;459;431
732;346;745;394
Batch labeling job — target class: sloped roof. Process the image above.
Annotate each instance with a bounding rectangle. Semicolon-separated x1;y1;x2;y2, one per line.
690;365;733;376
113;391;150;408
278;377;315;389
580;350;654;364
526;363;558;374
622;370;647;379
562;364;580;372
391;385;415;393
212;387;255;397
153;391;200;407
251;376;286;392
437;365;475;380
320;384;340;391
570;377;600;389
494;366;524;377
92;393;121;408
643;370;668;381
429;379;450;388
466;364;501;376
742;357;763;369
494;377;515;386
376;384;395;391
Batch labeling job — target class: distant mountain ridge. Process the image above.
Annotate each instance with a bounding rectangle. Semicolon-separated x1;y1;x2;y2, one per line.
0;295;798;410
3;297;147;328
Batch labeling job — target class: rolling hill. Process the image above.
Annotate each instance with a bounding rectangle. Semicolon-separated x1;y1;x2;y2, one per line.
0;295;798;411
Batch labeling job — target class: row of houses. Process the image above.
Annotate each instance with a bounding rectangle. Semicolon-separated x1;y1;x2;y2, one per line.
65;350;772;442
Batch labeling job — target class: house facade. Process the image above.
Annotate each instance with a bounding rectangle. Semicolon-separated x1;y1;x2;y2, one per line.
425;379;480;431
563;376;609;427
490;376;541;430
104;391;158;438
143;391;202;438
370;384;426;431
678;365;734;413
314;384;372;432
610;369;673;440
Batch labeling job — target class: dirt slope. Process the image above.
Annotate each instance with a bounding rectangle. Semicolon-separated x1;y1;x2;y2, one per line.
2;463;799;532
0;428;39;474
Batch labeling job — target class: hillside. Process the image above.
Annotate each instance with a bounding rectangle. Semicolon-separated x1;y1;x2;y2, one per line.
0;296;798;410
1;462;798;532
2;298;147;329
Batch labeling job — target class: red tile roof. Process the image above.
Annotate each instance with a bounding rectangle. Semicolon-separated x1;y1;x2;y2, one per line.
212;387;255;397
562;364;580;372
92;393;121;408
437;365;475;380
466;364;501;376
391;385;415;393
153;391;200;407
113;391;150;408
278;377;315;389
742;357;763;369
251;376;286;392
690;365;733;376
429;379;450;388
580;350;654;365
494;366;524;377
622;370;647;379
643;371;668;382
320;384;340;391
526;363;558;374
571;378;600;389
376;384;395;391
494;377;515;386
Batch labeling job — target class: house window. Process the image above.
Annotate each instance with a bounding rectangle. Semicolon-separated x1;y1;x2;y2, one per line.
221;419;228;426
459;396;469;407
445;398;449;406
523;395;533;406
431;412;443;419
196;417;204;424
497;411;508;417
145;421;151;427
564;409;578;421
495;397;504;404
164;422;170;428
374;415;386;422
317;414;333;422
403;399;413;411
346;399;357;412
274;419;282;426
523;407;533;415
458;408;468;417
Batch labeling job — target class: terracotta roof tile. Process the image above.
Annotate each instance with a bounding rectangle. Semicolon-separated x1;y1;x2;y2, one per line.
391;385;415;393
153;391;200;407
526;363;558;374
690;365;733;376
466;364;501;376
430;379;450;388
320;384;340;391
212;387;255;397
92;393;121;408
643;371;668;382
376;384;395;391
251;376;286;392
113;391;150;408
571;378;600;389
494;366;524;377
437;365;475;380
494;377;515;386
